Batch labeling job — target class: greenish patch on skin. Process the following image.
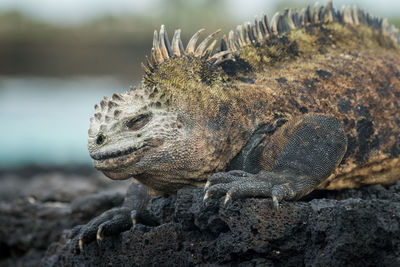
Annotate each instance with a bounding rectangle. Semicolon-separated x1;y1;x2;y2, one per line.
322;23;399;52
146;57;221;90
236;22;399;71
143;56;243;124
239;36;299;70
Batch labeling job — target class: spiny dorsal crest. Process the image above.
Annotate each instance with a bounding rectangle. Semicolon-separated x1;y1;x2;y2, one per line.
141;25;231;79
142;1;399;80
89;86;166;135
222;0;399;54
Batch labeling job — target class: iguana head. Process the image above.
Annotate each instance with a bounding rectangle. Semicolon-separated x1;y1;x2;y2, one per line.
88;26;233;181
88;86;176;179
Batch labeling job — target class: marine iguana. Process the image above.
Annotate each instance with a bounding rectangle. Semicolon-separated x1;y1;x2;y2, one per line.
71;0;400;253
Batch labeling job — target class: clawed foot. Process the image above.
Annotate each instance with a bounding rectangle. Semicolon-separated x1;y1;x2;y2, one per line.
203;170;300;210
68;206;159;254
68;207;132;254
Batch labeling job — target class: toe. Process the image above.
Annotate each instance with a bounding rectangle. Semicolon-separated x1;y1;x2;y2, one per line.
272;195;280;210
130;209;159;226
204;183;233;201
76;224;98;252
223;192;232;205
67;225;83;240
204;180;211;191
97;214;132;238
96;227;104;246
78;238;84;253
131;210;138;225
71;235;81;255
224;181;273;203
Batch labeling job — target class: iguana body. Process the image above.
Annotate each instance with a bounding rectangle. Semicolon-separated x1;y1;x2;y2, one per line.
73;1;400;252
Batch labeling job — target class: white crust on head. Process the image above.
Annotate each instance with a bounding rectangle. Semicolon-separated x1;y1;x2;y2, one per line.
87;85;180;160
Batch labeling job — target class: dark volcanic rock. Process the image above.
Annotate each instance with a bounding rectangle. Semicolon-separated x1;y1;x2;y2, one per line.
42;183;400;267
0;170;127;267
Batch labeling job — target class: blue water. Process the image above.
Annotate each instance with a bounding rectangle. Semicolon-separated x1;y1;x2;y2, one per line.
0;76;131;167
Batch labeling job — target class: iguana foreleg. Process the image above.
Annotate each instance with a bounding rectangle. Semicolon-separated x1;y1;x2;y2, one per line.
204;114;348;209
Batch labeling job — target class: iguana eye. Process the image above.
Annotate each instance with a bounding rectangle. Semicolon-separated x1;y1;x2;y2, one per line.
96;133;106;145
126;113;152;131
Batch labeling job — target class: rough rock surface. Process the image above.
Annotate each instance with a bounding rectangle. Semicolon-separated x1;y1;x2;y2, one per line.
2;168;399;266
41;182;400;267
0;168;128;267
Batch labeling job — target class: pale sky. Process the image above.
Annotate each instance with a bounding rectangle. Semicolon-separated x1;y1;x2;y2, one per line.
1;0;399;25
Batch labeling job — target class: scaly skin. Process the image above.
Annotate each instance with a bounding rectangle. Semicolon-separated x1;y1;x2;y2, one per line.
71;1;400;253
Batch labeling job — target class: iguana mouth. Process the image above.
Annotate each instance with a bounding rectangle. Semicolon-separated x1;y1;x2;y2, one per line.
91;138;164;179
90;144;146;160
90;138;164;161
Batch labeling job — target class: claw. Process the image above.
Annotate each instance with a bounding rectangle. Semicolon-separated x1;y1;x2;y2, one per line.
272;195;279;210
204;181;211;191
203;191;209;201
79;238;84;253
131;210;138;225
224;193;232;205
96;227;104;246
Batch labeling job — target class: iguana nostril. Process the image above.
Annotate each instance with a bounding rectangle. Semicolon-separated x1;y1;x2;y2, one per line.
96;134;105;145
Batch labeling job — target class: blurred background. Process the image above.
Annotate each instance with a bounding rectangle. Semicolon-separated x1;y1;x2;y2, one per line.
0;0;399;170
